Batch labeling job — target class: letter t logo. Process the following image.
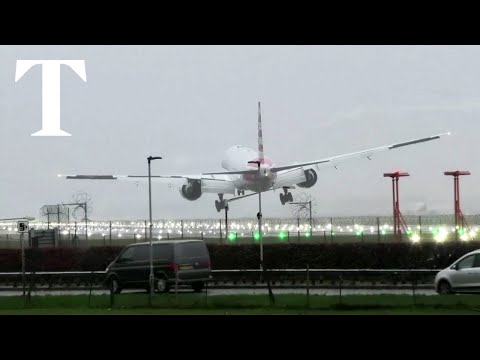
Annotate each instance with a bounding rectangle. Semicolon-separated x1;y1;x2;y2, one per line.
15;60;87;136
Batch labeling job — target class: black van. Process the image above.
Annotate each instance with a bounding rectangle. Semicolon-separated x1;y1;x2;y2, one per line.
105;240;211;294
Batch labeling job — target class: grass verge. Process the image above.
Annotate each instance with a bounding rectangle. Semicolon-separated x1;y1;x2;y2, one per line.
1;293;480;314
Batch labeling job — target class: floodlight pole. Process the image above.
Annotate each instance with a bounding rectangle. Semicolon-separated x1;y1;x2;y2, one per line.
383;171;410;241
148;156;162;307
444;170;471;240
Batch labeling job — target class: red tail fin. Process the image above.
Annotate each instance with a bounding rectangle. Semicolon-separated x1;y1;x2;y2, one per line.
258;101;264;161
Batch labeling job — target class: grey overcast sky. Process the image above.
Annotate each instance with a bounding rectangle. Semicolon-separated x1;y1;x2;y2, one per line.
0;45;477;220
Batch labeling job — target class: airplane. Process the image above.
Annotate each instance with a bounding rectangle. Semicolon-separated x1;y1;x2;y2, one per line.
58;102;450;212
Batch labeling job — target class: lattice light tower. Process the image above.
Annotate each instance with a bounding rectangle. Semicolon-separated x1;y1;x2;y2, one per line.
444;170;471;240
384;171;410;240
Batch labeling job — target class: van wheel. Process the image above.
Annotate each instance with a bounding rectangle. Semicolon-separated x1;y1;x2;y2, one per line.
155;278;170;293
108;277;122;294
192;281;205;292
438;280;452;295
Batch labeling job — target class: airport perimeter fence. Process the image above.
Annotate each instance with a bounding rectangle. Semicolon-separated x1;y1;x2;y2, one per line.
2;267;474;312
0;214;479;249
5;265;480;315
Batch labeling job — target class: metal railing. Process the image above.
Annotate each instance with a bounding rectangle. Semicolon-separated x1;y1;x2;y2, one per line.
0;269;440;291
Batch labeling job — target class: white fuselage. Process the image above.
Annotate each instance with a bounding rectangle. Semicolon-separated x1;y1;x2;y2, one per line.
221;145;277;193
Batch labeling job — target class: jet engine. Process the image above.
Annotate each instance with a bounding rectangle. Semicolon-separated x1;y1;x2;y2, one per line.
297;169;317;188
180;179;202;200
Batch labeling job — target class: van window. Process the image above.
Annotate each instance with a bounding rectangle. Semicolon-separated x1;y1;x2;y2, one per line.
176;242;208;258
154;244;173;260
133;245;149;261
120;246;135;261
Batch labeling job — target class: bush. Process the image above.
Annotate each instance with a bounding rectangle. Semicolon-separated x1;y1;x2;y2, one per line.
0;242;478;272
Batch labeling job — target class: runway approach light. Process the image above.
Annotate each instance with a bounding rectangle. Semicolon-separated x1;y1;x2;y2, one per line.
457;227;472;241
278;231;288;241
411;233;420;243
433;227;448;243
228;232;237;242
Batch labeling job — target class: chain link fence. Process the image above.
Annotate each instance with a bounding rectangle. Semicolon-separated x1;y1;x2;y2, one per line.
0;214;479;248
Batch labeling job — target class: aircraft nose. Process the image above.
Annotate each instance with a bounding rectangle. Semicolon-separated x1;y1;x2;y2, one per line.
264;166;274;178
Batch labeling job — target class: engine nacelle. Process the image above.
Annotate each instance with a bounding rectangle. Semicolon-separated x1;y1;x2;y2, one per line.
297;169;317;188
180;179;202;201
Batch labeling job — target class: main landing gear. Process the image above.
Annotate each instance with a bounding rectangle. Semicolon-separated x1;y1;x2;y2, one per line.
280;187;293;205
215;194;228;212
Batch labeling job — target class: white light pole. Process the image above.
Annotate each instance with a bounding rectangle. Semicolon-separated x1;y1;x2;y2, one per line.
248;160;263;269
148;156;162;307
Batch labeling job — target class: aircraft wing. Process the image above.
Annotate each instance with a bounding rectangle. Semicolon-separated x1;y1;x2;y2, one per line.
226;187;279;202
270;132;450;173
201;170;257;176
58;174;230;182
58;173;236;194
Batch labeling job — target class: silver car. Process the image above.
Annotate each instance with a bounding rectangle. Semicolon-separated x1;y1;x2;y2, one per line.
435;249;480;294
